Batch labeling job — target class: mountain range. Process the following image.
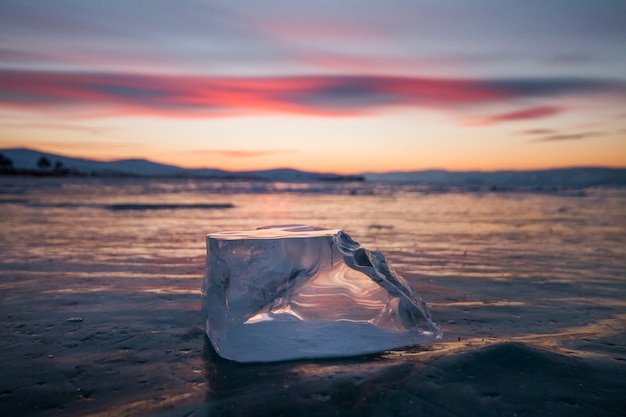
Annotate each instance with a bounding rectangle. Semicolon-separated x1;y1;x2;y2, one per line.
0;148;363;182
1;147;625;189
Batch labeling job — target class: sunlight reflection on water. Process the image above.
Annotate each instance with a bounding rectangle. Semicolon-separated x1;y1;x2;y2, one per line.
2;177;625;283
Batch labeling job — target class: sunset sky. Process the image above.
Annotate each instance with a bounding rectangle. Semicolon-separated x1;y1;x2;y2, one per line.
1;0;625;174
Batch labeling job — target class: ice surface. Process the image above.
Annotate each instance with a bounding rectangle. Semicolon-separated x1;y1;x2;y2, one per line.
202;224;442;362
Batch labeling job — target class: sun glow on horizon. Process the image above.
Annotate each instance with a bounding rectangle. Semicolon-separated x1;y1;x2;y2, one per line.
1;1;625;173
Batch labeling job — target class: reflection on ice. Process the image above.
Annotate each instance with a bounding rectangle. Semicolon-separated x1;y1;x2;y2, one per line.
202;225;441;362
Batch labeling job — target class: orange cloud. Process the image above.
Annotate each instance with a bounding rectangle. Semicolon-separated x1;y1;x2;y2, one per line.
189;149;295;158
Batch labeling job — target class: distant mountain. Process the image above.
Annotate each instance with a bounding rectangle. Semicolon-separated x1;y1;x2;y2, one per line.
1;148;192;176
235;168;363;182
0;148;363;182
1;148;624;188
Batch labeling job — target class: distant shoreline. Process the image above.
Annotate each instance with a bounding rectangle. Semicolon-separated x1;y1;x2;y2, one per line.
1;148;625;188
0;168;366;182
3;172;626;198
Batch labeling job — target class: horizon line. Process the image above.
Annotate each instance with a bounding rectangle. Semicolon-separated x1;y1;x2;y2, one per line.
2;146;626;175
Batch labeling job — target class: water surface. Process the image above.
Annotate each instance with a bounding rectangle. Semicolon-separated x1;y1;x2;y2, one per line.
1;177;625;416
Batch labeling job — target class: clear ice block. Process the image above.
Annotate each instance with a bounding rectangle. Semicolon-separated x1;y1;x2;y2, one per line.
202;225;441;362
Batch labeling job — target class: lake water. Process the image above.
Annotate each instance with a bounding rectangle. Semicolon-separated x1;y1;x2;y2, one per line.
1;176;625;416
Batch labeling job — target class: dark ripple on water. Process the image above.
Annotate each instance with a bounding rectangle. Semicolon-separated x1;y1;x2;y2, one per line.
4;201;235;210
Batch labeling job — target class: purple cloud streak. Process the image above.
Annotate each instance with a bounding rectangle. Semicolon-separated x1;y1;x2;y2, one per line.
1;70;624;120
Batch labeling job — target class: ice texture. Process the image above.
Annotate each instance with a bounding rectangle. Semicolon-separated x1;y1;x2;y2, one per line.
202;225;442;362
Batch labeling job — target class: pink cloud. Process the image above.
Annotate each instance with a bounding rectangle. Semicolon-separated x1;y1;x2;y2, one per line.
521;128;556;135
464;106;564;126
1;70;622;120
256;14;385;44
0;70;509;118
296;51;458;76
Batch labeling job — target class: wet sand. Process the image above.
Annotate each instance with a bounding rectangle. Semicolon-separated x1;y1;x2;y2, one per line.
1;177;625;416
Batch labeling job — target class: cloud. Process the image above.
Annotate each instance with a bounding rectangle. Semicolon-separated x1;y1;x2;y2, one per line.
534;132;603;142
3;121;109;135
190;149;295;158
464;106;564;126
521;128;556;135
257;14;383;44
1;69;625;119
484;78;622;97
291;50;449;76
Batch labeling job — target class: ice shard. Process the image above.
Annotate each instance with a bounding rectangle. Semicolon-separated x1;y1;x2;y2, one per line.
202;225;442;362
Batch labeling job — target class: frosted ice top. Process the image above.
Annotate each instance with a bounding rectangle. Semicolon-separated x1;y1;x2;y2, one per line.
202;225;442;362
208;224;341;240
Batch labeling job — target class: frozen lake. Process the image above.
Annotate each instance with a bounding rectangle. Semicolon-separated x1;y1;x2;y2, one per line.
1;176;625;416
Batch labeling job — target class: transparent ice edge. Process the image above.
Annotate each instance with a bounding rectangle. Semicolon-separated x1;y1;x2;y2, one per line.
202;225;442;362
